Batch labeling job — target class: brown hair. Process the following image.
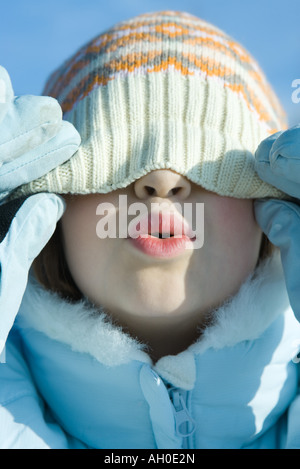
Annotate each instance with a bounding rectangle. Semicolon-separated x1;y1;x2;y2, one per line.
33;223;275;303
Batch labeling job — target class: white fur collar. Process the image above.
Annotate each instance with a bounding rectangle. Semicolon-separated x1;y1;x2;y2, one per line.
18;254;290;379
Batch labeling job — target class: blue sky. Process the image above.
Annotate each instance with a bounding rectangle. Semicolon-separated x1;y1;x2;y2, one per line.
0;0;299;125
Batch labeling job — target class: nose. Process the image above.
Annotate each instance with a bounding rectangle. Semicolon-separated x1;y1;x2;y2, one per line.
134;170;191;200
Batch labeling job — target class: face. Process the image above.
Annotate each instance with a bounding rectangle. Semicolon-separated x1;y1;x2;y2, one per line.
60;170;262;326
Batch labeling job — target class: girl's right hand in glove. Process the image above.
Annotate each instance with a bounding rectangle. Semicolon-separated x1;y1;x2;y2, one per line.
0;66;81;358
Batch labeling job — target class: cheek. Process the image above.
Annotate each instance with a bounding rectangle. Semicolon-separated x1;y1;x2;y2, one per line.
217;198;257;235
60;199;103;287
62;203;94;256
207;198;262;271
60;195;123;303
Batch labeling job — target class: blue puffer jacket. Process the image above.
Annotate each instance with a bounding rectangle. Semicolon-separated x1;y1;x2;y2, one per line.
1;253;300;449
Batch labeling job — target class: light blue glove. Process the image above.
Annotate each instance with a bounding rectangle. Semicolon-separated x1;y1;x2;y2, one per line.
254;125;300;322
0;66;80;201
0;66;81;357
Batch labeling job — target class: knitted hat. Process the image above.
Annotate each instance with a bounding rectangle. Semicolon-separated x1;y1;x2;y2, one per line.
16;10;287;199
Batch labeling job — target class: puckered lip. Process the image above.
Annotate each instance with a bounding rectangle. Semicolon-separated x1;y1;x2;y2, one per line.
128;211;195;240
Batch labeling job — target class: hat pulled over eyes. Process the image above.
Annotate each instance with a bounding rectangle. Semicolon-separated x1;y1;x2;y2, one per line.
16;10;287;199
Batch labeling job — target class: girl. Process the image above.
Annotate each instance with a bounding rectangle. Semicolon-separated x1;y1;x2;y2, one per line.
1;11;300;449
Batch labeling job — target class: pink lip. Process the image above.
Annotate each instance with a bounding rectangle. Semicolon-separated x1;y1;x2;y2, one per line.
128;212;195;258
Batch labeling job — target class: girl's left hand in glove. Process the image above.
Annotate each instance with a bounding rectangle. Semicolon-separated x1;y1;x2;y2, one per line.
255;125;300;323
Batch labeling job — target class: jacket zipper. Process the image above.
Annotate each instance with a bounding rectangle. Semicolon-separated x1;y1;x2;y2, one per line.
168;387;196;448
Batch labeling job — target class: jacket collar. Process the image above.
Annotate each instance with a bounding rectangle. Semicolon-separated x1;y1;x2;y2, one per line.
18;254;292;378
